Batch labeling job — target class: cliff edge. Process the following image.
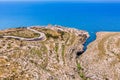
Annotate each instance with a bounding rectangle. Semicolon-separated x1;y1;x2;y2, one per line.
78;32;120;80
0;25;89;80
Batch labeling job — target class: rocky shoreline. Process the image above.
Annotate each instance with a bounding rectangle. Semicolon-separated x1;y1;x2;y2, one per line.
78;32;120;80
0;25;119;80
0;25;89;80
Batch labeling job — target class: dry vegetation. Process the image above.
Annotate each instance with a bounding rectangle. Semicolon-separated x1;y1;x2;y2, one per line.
79;32;120;80
0;28;40;38
0;26;89;80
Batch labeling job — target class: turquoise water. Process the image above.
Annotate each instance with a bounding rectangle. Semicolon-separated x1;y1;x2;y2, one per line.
0;2;120;45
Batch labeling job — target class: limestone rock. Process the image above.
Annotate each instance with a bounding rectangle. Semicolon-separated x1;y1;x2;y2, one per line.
0;25;89;80
78;32;120;80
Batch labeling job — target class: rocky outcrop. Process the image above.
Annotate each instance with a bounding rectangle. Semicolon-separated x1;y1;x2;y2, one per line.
0;25;89;80
78;32;120;80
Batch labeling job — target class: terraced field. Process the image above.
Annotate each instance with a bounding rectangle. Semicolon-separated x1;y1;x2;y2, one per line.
98;33;120;58
0;28;40;38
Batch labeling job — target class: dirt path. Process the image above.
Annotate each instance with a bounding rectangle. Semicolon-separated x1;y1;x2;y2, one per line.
3;27;46;41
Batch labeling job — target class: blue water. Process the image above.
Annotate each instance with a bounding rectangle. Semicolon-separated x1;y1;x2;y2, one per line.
0;2;120;45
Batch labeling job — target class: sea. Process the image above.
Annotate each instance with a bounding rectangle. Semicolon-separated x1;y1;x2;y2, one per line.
0;1;120;46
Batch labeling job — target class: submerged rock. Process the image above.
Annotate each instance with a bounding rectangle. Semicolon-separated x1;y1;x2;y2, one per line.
0;25;89;80
78;32;120;80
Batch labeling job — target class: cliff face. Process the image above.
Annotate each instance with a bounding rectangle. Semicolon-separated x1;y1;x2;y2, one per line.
78;32;120;80
0;26;89;80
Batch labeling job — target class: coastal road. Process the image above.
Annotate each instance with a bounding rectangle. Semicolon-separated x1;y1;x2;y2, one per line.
3;27;46;41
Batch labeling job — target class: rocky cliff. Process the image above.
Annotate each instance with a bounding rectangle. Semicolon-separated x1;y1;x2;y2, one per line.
78;32;120;80
0;25;89;80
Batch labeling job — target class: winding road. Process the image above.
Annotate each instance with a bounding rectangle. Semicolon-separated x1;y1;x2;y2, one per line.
3;27;46;41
